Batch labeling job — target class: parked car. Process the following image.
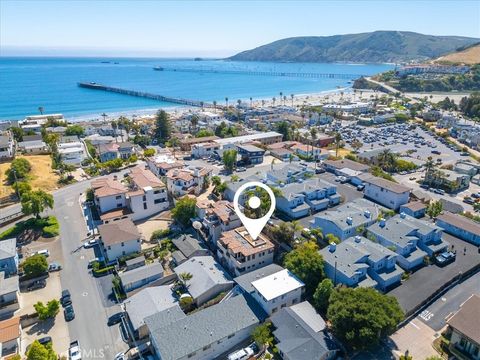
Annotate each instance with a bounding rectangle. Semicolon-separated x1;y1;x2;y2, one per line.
83;239;97;249
25;336;52;354
61;289;72;307
434;188;445;195
435;251;456;266
64;304;75;321
48;263;62;272
107;312;124;326
315;168;325;174
87;257;104;268
463;197;475;205
114;353;126;360
69;341;81;360
236;167;247;172
27;279;47;291
30;249;50;258
227;346;255;360
356;184;365;191
409;177;417;181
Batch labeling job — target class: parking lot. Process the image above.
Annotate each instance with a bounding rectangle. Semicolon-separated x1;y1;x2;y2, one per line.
388;233;480;315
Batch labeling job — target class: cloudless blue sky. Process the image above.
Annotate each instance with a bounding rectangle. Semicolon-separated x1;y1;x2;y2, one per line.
1;0;479;57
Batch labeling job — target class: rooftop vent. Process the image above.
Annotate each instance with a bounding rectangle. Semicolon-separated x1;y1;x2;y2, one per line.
346;217;353;225
379;218;386;228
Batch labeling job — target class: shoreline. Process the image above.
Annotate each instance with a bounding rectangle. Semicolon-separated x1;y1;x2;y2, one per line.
0;86;356;124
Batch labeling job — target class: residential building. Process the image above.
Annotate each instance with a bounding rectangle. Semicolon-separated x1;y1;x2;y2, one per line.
236;144;265;165
323;102;371;113
0;316;21;357
125;256;146;271
270;147;297;162
16;138;48;154
320;236;403;291
234;264;285;296
425;169;470;192
119;262;165;293
290;143;326;160
179;136;220;151
118;142;136;160
146;295;262;360
0;135;14;160
250;269;304;315
217;227;275;277
323;159;370;174
202;200;242;246
166;166;212;197
191;142;220;159
399;201;427;219
173;256;233;306
97;124;116;136
276;178;340;219
271;301;339;360
447;294;480;360
454;162;479;178
147;151;184;177
98;142;120;162
92;166;169;222
124;286;178;340
0;238;19;276
367;213;448;270
363;177;411;210
311;198;386;241
436;212;480;246
58;138;86;166
171;234;210;266
0;273;19;319
98;219;141;262
19;114;65;133
213;131;283;149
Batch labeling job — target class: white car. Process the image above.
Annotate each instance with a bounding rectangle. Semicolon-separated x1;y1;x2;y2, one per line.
114;353;125;360
83;239;97;248
31;249;50;258
69;341;81;360
227;346;254;360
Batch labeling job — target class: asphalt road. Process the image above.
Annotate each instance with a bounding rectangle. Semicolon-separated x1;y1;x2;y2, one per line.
416;272;480;331
52;178;128;359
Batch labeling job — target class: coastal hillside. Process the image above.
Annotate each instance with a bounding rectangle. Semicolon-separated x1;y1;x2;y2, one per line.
434;43;480;65
229;31;480;63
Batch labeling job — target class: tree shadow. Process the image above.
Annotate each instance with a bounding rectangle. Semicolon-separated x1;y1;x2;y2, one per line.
25;317;56;336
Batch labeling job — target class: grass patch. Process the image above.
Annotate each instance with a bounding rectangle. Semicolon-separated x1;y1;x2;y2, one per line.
0;216;59;240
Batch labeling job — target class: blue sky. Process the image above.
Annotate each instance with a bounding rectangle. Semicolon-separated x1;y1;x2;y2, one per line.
1;0;479;57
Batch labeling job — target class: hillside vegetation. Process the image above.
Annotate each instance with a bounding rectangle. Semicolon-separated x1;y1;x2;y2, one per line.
229;31;479;63
434;43;480;65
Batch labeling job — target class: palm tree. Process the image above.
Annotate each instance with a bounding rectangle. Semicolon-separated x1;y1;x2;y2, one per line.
261;99;266;107
334;132;342;157
38;106;44;115
190;114;199;133
249;97;253;108
179;272;193;288
279;92;283;105
111;120;118;143
225;97;229;107
213;100;217;113
101;112;107;123
272;97;276;107
271;158;276;170
283;95;287;106
290;94;294;107
310;127;318;160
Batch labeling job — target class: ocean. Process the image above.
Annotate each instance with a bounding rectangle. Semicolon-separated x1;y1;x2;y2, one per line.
0;57;393;121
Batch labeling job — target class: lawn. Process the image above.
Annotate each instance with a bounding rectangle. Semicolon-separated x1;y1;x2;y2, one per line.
0;155;60;197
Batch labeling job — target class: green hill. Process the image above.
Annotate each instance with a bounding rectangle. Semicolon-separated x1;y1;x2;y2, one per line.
229;31;479;63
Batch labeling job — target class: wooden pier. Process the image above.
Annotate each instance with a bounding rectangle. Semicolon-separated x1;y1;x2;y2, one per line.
77;82;210;107
153;66;364;80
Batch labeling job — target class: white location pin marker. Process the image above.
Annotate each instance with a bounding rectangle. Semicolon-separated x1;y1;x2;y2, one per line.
233;181;276;240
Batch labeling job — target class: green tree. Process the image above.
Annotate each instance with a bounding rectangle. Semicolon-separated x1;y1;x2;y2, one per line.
27;340;57;360
65;125;85;136
143;148;155;157
23;254;48;278
222;149;237;173
276;121;292;141
313;278;334;314
7;158;32;183
196;129;214;138
251;322;274;349
14;181;31;198
10;127;24;142
154;110;172;143
178;272;193;287
34;299;60;320
21;189;54;219
171;197;196;227
325;233;341;244
426;200;443;219
283;241;325;298
327;287;403;350
334;132;342;157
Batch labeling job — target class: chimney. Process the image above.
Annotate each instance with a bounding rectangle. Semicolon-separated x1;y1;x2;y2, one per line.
329;242;337;253
346;216;353;225
287;170;292;177
194;168;200;177
379;218;386;227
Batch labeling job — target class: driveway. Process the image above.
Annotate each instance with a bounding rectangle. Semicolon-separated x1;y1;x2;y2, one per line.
388;233;480;314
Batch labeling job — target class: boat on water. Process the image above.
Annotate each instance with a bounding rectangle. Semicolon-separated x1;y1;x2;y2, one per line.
153;66;164;71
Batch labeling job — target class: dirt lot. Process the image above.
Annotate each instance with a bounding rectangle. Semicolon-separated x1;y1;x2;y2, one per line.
0;155;60;197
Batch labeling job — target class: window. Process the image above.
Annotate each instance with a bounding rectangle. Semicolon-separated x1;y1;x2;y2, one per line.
115;195;122;199
142;195;146;201
154;199;163;204
272;307;277;313
143;203;147;210
227;334;235;339
121;242;125;247
187;352;196;358
117;203;122;208
203;345;211;351
154;190;161;194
